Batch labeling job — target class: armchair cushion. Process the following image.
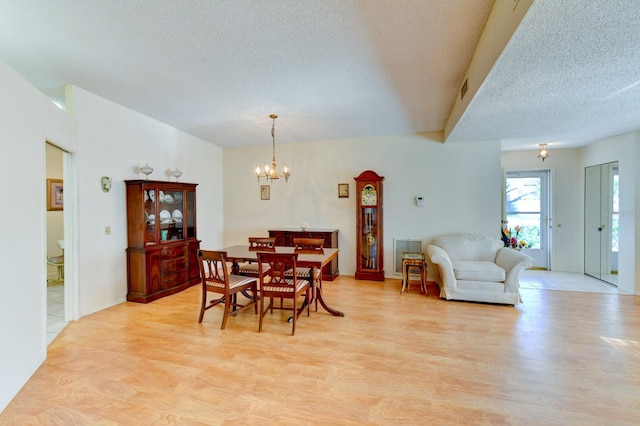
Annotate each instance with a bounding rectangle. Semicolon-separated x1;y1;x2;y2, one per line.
452;260;505;282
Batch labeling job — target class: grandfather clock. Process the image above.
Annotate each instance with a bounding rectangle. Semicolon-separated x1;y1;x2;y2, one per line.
354;170;384;281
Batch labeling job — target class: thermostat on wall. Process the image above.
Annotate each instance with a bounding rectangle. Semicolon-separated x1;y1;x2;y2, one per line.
416;196;425;207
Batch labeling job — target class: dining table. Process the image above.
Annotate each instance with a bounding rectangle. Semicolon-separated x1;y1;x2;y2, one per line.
221;245;344;317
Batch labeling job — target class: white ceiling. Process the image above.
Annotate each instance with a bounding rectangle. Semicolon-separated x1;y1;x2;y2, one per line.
1;1;639;152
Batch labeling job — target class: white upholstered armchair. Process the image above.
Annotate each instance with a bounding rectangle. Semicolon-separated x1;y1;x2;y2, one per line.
426;233;534;305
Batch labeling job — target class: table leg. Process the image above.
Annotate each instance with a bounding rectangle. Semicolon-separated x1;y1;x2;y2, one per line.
421;261;428;295
231;261;240;275
295;266;344;317
401;262;408;293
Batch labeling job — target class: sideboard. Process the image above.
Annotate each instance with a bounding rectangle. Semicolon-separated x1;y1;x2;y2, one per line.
268;228;339;281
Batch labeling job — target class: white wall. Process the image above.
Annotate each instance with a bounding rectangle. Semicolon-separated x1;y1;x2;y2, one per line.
0;61;78;412
501;148;583;272
0;63;224;412
224;134;502;278
67;86;224;316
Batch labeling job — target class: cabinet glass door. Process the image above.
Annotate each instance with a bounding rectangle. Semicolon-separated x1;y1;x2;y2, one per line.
360;207;379;270
158;189;184;242
185;190;196;239
145;189;157;245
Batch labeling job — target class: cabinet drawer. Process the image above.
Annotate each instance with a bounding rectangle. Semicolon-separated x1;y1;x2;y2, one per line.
162;245;186;260
161;270;188;289
161;258;187;274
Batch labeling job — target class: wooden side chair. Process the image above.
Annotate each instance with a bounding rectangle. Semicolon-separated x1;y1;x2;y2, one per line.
257;252;310;335
198;250;258;329
285;237;324;311
236;237;276;277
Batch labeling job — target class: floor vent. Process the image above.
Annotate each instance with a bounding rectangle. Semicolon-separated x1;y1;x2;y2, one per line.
393;238;423;275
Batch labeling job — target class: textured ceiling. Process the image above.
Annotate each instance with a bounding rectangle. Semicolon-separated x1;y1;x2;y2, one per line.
450;0;640;152
1;1;639;151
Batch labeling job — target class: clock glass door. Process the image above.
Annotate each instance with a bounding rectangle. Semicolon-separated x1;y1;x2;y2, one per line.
360;207;379;270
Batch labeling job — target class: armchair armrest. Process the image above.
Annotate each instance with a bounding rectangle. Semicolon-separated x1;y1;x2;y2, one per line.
495;248;534;292
426;244;457;290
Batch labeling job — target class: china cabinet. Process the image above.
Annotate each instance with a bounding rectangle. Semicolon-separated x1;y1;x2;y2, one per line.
354;170;384;281
125;180;200;303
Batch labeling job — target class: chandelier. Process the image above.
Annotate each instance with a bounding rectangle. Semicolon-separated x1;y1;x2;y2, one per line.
537;143;550;161
255;114;291;182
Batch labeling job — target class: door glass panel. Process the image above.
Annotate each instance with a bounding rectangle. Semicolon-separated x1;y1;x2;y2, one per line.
361;207;378;270
145;189;157;245
186;191;196;239
159;190;184;242
505;176;541;249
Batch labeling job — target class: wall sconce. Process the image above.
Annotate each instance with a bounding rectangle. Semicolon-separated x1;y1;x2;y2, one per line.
537;143;550;161
172;168;183;181
140;163;154;179
101;176;112;193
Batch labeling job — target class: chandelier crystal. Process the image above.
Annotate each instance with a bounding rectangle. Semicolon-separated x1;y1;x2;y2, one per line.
255;114;291;182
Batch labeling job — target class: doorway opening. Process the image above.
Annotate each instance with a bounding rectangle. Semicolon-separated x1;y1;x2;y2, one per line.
504;170;551;270
46;142;67;344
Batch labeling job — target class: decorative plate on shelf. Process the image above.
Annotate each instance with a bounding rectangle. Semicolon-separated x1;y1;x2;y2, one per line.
172;209;183;222
148;191;155;203
163;194;174;203
159;210;172;223
159;191;165;202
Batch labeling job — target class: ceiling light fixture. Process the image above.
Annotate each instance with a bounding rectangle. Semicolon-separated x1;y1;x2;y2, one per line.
537;143;550;161
255;114;291;182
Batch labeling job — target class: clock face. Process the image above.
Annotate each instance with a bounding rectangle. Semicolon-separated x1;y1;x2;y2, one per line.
361;184;377;206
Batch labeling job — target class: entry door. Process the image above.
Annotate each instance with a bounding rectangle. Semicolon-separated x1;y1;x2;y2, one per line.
504;170;550;269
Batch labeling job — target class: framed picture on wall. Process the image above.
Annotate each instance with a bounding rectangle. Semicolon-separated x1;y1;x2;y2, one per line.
338;183;349;198
260;185;270;200
47;179;64;211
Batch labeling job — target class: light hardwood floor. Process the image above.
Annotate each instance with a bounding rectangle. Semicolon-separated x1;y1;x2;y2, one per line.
4;276;640;424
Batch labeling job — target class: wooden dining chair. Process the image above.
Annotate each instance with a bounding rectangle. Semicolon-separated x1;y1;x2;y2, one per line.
285;237;324;311
236;237;276;277
198;250;258;329
257;252;310;335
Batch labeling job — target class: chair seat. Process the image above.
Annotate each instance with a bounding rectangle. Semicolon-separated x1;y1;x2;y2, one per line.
205;274;257;290
284;267;319;280
262;279;310;293
237;262;270;276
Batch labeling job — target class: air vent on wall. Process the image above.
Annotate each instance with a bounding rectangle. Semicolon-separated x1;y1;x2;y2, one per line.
460;78;468;100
